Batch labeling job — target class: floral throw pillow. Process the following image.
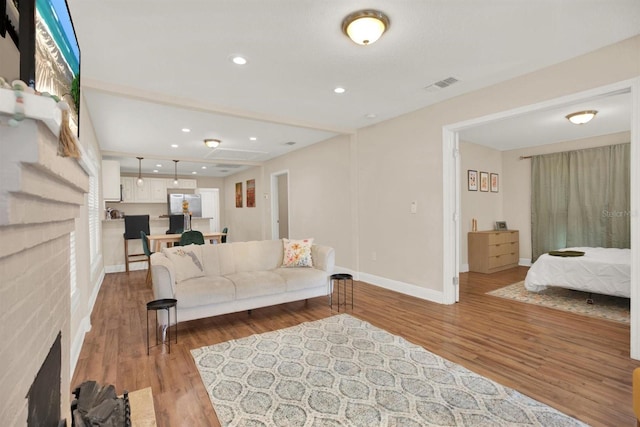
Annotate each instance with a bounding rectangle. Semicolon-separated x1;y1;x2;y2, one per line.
282;238;314;268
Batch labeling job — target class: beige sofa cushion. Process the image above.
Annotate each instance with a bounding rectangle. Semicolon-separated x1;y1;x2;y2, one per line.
176;275;236;308
275;267;327;292
230;240;283;273
226;271;286;299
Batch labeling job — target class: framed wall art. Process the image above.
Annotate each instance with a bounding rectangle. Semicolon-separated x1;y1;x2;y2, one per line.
479;171;489;192
246;179;256;208
235;182;243;208
468;170;478;191
490;173;499;193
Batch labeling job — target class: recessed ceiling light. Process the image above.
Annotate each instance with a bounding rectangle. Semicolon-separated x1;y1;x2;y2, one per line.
156;164;162;167
231;55;247;65
181;128;191;133
201;166;207;169
249;137;257;141
153;169;159;173
192;171;197;175
365;113;377;119
171;144;178;148
334;87;346;94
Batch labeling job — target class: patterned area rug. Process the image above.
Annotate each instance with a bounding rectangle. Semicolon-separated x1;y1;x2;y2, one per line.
487;281;630;323
192;314;587;426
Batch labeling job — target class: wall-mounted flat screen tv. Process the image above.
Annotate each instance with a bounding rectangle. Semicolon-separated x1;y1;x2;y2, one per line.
18;0;80;134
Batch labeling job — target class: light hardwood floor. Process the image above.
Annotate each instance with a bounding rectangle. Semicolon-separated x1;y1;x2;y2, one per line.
72;267;639;426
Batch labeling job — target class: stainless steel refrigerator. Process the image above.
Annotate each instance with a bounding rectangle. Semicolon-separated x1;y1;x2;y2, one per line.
168;194;202;217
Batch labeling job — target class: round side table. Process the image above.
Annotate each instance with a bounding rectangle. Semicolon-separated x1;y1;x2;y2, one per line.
330;273;354;311
146;298;177;355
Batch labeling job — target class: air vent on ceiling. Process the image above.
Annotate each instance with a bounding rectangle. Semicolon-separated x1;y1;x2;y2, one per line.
214;164;243;169
424;77;459;93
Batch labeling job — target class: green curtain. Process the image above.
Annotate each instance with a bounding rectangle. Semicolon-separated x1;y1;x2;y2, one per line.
531;143;630;261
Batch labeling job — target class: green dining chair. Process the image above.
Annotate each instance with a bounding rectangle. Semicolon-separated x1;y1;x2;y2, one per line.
140;230;154;285
180;230;205;246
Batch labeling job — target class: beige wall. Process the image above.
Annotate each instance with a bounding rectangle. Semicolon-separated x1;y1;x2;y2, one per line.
460;141;503;269
222;35;639;300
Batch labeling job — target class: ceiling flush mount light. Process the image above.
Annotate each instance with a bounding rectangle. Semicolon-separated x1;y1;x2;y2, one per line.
181;128;191;133
136;157;144;187
173;160;179;186
566;110;598;125
342;9;390;45
204;138;221;148
334;87;346;94
231;55;247;65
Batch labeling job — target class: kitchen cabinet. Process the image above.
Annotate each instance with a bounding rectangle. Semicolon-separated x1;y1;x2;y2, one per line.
121;177;134;203
167;178;197;189
132;178;151;202
101;160;121;201
150;179;167;202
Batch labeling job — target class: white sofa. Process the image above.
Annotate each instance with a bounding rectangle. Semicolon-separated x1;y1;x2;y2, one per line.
150;239;335;324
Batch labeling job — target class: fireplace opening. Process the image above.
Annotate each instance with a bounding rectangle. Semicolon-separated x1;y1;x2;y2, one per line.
27;332;65;427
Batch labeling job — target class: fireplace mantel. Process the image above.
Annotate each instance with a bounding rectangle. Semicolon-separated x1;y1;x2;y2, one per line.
0;87;62;134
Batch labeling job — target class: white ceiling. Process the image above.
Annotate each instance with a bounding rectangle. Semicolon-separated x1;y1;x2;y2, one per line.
67;1;640;177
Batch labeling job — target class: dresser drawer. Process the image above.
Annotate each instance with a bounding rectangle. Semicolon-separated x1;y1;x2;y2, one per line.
488;241;518;256
487;231;519;244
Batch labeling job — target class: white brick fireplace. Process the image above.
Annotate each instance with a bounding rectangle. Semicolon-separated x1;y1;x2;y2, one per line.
0;91;89;425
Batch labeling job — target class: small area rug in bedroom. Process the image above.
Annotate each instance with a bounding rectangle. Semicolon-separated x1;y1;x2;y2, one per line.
487;281;629;323
191;314;586;426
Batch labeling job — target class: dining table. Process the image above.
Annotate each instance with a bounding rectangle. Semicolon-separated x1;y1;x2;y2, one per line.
146;232;226;252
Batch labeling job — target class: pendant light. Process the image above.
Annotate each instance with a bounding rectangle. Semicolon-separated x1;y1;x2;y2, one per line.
136;157;144;187
173;160;179;186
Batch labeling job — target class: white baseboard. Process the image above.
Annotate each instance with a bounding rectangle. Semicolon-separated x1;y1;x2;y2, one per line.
519;258;532;267
358;272;444;304
70;269;104;376
460;263;469;273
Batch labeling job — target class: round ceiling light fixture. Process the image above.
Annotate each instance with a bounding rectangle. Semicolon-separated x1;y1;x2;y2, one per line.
204;138;221;148
342;9;390;45
566;110;598;125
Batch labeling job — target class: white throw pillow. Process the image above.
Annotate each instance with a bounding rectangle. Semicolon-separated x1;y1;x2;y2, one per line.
162;245;205;282
282;238;314;267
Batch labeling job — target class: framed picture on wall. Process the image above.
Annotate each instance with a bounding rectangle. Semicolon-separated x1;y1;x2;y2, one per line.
246;179;256;207
468;170;478;191
480;171;489;192
490;173;499;192
235;182;243;208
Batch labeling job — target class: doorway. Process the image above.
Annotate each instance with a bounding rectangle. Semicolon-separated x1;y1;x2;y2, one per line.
271;171;289;240
442;79;640;358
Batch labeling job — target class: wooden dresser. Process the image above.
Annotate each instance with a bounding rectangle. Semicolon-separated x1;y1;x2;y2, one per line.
468;230;519;273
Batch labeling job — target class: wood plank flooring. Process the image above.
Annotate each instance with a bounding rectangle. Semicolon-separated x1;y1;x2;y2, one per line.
72;267;639;426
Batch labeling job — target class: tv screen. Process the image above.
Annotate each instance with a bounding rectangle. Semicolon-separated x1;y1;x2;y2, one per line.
20;0;80;134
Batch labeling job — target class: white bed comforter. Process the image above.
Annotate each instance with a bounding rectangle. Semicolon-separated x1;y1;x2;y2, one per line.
524;247;631;298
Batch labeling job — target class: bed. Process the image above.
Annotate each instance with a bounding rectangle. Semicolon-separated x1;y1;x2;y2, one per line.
524;247;631;298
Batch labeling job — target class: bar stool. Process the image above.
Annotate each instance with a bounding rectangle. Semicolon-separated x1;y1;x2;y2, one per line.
330;273;354;311
146;298;178;355
123;215;150;273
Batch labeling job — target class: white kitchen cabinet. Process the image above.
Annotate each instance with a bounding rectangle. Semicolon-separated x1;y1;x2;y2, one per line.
121;177;134;202
132;178;151;202
150;178;167;202
169;178;197;189
101;160;121;201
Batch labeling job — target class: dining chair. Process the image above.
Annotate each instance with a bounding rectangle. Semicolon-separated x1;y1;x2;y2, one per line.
166;214;185;247
140;231;154;285
123;215;150;273
180;230;205;246
221;227;228;243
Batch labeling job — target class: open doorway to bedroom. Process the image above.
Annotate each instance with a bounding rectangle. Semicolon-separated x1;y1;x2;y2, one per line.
442;79;640;359
271;170;290;240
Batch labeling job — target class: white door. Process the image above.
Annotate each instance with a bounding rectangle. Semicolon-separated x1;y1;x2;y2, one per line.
195;188;220;232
